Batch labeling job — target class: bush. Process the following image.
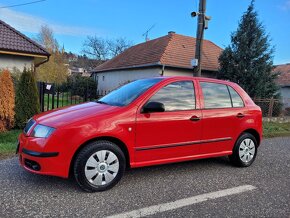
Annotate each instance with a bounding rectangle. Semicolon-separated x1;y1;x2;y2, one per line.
66;75;97;99
15;68;40;129
0;69;15;132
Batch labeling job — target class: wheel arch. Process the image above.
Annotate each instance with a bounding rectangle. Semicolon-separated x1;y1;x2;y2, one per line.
240;128;261;146
69;136;130;177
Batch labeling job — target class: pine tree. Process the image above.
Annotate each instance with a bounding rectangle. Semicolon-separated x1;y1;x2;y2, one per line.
15;68;40;129
0;70;15;132
218;0;279;98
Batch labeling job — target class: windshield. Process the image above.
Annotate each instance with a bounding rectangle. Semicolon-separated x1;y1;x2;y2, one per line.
98;78;163;106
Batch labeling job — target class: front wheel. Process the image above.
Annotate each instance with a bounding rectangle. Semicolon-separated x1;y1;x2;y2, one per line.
73;140;126;192
229;133;258;167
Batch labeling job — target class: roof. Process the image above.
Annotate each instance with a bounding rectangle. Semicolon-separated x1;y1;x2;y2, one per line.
93;32;223;73
0;19;50;57
274;64;290;86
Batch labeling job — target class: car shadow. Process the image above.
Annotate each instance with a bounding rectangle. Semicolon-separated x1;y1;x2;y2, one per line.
14;156;232;193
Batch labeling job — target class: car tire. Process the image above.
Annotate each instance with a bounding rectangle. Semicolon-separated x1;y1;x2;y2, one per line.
229;133;258;167
73;140;126;192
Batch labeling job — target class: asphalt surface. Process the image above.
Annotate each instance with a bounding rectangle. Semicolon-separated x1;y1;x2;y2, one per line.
0;137;289;218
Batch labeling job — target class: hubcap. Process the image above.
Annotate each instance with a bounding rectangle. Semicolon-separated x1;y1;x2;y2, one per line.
239;138;255;163
85;150;119;186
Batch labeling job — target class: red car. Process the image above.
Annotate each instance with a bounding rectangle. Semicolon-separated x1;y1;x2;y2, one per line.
18;76;262;192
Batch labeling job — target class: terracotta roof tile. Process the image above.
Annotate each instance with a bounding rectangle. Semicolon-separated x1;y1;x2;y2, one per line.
0;19;50;56
94;33;222;72
274;64;290;86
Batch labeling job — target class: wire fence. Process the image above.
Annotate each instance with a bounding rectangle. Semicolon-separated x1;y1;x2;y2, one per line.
254;98;290;117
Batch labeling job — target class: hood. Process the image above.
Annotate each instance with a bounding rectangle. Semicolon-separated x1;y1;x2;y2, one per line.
33;102;118;128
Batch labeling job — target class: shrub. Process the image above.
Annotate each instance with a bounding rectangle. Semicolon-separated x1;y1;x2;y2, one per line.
66;75;97;99
15;68;40;129
0;69;15;132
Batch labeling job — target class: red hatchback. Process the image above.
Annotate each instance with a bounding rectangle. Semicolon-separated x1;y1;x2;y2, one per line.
18;76;262;192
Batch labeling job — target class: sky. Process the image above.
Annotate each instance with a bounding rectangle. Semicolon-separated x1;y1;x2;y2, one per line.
0;0;289;65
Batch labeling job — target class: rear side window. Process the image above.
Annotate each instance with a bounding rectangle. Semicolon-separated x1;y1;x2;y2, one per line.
148;81;195;111
201;82;232;109
228;86;244;107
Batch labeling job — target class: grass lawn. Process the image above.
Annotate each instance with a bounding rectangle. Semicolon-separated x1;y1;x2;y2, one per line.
0;122;289;160
0;129;22;159
263;122;290;138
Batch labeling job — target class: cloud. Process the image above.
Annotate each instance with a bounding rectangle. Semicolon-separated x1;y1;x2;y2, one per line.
0;7;97;36
279;0;290;11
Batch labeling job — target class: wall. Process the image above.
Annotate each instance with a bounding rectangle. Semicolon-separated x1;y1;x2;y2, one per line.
93;68;161;92
163;68;217;78
280;87;290;108
0;54;34;72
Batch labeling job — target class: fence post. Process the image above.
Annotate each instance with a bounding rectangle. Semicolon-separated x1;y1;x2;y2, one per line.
268;97;274;118
51;83;55;110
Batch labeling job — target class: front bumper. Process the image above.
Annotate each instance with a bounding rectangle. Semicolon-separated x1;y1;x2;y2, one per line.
18;133;70;178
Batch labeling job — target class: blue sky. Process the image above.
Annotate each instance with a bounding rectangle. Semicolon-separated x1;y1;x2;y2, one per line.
0;0;289;64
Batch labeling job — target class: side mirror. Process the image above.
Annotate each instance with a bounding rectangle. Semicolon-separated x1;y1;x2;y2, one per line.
143;102;165;113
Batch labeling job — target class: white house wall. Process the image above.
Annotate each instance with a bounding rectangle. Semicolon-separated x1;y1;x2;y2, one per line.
94;68;161;93
280;87;290;108
0;54;34;72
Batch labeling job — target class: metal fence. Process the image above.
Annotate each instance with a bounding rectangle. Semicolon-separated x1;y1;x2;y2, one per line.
254;98;290;117
37;82;110;112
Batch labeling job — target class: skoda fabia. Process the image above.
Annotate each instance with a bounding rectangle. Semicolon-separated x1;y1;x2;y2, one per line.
18;76;262;192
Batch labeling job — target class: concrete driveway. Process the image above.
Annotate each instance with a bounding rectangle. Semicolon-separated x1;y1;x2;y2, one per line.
0;137;289;217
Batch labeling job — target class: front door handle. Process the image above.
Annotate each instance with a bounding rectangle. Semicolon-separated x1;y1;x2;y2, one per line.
236;113;245;118
190;115;201;121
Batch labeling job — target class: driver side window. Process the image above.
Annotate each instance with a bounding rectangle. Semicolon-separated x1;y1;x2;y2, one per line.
148;81;196;111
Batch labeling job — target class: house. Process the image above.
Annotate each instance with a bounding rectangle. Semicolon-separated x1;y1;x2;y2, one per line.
0;20;50;72
68;67;91;77
91;31;222;92
274;63;290;108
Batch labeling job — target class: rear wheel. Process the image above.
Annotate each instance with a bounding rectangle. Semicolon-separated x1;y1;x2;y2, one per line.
74;140;126;192
229;133;257;167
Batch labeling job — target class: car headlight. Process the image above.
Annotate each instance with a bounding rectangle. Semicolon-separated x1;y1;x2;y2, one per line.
31;124;55;138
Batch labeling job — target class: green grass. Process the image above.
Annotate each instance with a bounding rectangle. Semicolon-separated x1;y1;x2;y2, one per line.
263;122;290;138
0;129;22;159
0;122;289;159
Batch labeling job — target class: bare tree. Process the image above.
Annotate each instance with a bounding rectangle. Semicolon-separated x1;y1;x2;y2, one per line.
82;36;108;60
36;25;58;53
82;36;132;60
107;37;133;58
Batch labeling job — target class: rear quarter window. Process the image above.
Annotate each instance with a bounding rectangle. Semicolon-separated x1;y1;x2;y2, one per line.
228;86;244;107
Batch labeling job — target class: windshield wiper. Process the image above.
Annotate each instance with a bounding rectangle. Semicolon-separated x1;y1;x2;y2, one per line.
96;100;109;105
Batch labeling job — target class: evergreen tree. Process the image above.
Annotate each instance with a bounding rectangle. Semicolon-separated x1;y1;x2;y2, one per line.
218;0;279;98
15;68;40;128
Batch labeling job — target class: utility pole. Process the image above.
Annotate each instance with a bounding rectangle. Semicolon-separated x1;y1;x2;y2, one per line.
191;0;210;77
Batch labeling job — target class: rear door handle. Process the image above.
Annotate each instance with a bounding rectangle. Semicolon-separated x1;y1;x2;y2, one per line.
236;113;245;118
190;115;201;121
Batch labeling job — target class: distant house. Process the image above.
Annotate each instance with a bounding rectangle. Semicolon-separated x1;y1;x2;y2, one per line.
68;67;91;77
91;32;222;92
274;63;290;108
0;20;50;72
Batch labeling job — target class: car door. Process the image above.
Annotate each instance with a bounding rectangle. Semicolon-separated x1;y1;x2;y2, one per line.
134;80;202;166
198;81;246;154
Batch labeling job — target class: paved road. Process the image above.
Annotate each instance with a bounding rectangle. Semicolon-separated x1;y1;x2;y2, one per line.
0;137;289;217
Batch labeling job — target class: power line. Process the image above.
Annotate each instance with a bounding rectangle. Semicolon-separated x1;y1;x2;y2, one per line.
0;0;46;9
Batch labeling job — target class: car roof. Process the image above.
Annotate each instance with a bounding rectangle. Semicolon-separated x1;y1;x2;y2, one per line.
159;76;236;86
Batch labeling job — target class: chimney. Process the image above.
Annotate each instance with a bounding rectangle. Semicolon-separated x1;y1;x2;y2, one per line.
168;31;176;35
